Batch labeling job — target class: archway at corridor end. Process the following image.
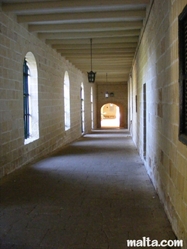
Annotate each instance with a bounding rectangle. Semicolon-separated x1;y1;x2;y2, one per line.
101;103;120;128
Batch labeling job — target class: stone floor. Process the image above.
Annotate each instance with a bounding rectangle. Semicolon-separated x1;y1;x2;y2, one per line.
0;129;178;249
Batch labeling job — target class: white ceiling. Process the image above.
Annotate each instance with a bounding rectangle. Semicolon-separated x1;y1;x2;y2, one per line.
1;0;151;84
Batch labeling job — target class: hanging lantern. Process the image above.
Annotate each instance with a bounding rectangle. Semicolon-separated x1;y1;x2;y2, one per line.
87;38;96;83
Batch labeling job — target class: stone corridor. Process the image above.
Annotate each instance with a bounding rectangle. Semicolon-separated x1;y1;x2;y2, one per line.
0;130;178;249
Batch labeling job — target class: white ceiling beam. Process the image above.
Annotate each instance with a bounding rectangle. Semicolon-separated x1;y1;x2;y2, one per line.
95;74;129;80
63;54;134;60
64;62;133;69
96;79;128;84
90;73;129;77
64;55;134;59
57;48;136;53
74;64;132;69
69;61;133;66
38;30;140;40
52;42;137;50
1;0;151;84
2;0;150;13
78;67;131;71
83;66;132;69
96;70;129;76
69;58;133;63
28;21;143;32
17;10;146;24
46;37;139;45
46;36;138;48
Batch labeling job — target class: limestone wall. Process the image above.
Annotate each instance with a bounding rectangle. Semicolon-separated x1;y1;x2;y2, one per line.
130;0;187;245
97;83;128;128
0;8;96;178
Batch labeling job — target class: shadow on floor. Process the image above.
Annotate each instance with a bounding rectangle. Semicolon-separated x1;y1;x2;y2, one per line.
0;130;179;249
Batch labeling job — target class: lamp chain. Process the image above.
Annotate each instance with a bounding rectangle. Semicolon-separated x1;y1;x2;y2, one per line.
90;38;92;71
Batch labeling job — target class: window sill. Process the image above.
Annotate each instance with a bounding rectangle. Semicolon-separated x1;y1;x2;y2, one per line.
179;134;187;146
24;136;39;145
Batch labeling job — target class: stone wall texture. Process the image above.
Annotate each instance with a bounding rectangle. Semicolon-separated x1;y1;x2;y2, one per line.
0;8;96;178
129;0;187;245
97;83;128;128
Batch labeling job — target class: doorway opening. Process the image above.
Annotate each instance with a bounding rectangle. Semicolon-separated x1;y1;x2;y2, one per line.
101;103;120;128
80;83;85;134
143;83;147;159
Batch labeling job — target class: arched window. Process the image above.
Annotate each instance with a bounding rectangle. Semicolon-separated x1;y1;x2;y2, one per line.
91;87;94;129
64;71;70;130
23;52;39;144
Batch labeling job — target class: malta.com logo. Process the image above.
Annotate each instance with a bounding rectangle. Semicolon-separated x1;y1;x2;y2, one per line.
127;237;183;247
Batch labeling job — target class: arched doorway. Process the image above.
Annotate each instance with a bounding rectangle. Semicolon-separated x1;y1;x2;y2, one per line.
101;103;120;128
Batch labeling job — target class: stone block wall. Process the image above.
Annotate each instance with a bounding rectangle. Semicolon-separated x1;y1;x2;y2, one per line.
130;0;187;245
0;8;95;178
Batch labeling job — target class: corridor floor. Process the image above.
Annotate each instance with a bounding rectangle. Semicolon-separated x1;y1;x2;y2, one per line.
0;129;178;249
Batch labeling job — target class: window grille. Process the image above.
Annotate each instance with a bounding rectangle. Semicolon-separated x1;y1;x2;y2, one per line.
179;5;187;145
23;59;30;139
